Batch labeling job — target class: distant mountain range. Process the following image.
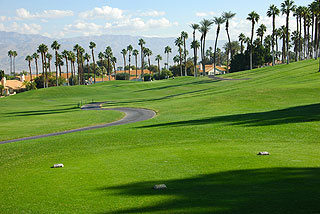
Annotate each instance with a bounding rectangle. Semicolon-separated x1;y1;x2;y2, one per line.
0;31;226;74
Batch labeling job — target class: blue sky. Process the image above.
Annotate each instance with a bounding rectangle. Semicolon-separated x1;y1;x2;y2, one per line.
0;0;313;39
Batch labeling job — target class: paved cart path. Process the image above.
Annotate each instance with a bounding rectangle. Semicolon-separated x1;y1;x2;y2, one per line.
0;102;156;145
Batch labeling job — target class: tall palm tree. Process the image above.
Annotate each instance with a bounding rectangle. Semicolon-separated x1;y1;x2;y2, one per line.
247;11;260;70
105;46;113;81
199;19;213;75
155;54;162;74
190;23;200;76
25;55;33;81
275;28;282;62
111;56;117;78
291;30;300;60
175;37;183;76
181;31;189;76
222;11;236;71
144;48;153;67
89;42;97;84
69;51;76;85
121;48;127;74
164;46;172;70
98;52;105;81
62;50;70;86
138;39;146;79
57;54;64;81
191;40;200;77
73;44;82;85
12;51;17;75
127;45;133;77
7;50;13;76
32;53;39;77
281;0;295;64
293;6;301;60
267;4;280;66
238;33;246;54
213;16;226;75
38;44;48;88
84;53;91;82
280;25;287;63
257;24;267;45
51;41;61;86
46;53;52;76
133;49;139;79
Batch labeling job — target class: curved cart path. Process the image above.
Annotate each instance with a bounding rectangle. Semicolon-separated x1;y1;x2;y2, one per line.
0;103;156;145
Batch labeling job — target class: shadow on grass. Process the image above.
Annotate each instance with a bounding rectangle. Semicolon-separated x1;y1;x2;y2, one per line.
139;103;320;128
101;168;320;214
135;79;219;92
6;106;79;117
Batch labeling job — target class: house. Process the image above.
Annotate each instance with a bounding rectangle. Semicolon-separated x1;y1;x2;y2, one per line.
0;77;26;96
198;65;227;75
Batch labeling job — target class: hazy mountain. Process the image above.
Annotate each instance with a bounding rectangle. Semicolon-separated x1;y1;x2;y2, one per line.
0;31;226;74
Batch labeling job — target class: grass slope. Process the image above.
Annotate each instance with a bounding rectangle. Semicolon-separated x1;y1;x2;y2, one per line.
0;60;320;213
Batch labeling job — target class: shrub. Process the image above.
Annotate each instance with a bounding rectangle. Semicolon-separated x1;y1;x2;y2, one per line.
116;73;130;80
23;81;37;91
153;69;173;80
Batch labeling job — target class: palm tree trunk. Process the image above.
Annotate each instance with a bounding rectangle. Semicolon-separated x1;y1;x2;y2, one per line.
226;23;232;72
55;51;58;86
28;61;32;81
66;58;69;86
214;28;220;75
92;50;96;84
35;59;38;77
250;22;254;70
129;55;131;78
315;16;318;59
184;39;187;76
286;14;290;64
179;50;183;76
272;15;276;65
202;34;207;76
135;56;138;79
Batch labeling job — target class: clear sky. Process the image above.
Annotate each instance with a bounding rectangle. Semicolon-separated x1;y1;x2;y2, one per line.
0;0;313;40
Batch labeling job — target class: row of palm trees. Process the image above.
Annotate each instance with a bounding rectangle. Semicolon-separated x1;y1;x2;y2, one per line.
7;50;18;76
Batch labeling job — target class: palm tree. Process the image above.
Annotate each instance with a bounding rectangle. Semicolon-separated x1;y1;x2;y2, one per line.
73;44;82;85
51;41;61;86
291;30;300;61
281;0;295;64
121;48;127;74
25;55;33;81
46;53;52;76
98;52;105;81
89;42;97;84
155;54;162;75
84;53;91;82
62;50;70;86
127;45;133;77
181;31;189;76
222;11;236;66
238;33;246;54
190;23;200;76
32;53;39;77
257;24;267;45
247;11;260;70
173;55;180;65
144;48;153;67
280;25;287;63
213;16;226;75
175;37;183;76
7;50;13;76
199;19;213;75
38;44;48;88
267;4;280;66
12;51;17;75
138;39;146;79
57;54;64;81
69;51;76;85
191;40;200;77
111;56;117;78
133;49;139;79
105;46;113;81
164;46;172;70
275;28;282;62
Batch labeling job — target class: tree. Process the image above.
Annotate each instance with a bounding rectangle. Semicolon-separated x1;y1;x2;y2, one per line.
175;37;183;76
89;42;97;84
164;46;172;70
111;56;117;77
127;45;133;77
144;48;153;67
8;50;13;76
121;49;127;74
98;52;105;81
138;39;146;79
155;54;162;77
84;53;91;82
12;51;17;76
281;0;295;64
247;11;260;70
239;33;246;54
69;51;76;85
280;25;287;63
181;31;189;76
223;11;236;73
257;24;267;45
105;46;113;81
213;16;226;75
199;19;213;76
32;53;39;77
267;4;280;66
291;30;300;61
38;44;48;88
46;53;52;75
190;23;200;77
51;41;61;86
133;49;139;79
62;50;70;86
191;40;200;77
25;55;33;81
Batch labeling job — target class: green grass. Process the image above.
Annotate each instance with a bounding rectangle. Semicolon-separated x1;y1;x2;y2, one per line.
1;60;320;213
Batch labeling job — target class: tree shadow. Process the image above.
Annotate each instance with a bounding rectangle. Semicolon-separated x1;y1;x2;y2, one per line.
100;167;320;213
5;106;79;117
135;79;219;92
139;103;320;128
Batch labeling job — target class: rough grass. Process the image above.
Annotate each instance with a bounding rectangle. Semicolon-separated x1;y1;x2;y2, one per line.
0;60;320;213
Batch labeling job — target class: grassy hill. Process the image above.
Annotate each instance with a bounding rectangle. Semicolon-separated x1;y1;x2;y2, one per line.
0;60;320;213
